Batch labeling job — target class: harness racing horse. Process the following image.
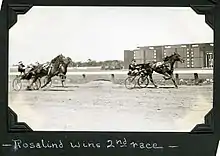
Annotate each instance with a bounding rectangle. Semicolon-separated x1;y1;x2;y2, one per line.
56;56;73;87
40;54;66;88
143;52;185;88
26;55;72;89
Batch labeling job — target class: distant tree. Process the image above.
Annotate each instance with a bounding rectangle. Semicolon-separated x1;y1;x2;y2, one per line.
100;60;123;70
71;61;77;67
76;61;82;67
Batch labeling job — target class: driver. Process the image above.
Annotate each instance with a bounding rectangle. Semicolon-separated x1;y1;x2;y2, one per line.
17;61;26;75
128;59;140;76
28;62;40;75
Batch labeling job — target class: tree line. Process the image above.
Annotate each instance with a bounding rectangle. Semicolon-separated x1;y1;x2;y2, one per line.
69;59;124;70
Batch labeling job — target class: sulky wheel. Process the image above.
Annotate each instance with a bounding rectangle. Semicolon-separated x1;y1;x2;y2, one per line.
137;75;149;88
12;77;22;91
124;76;136;90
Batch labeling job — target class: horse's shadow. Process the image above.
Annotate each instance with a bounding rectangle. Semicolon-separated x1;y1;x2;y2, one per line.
41;89;73;92
41;85;79;91
133;86;175;89
147;86;175;89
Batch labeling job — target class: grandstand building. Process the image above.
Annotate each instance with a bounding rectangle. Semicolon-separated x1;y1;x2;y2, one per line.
124;50;134;69
124;43;213;69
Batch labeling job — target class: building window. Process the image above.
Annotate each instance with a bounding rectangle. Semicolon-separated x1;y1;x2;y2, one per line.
181;45;187;48
149;47;154;50
165;46;171;49
187;61;190;64
154;59;156;62
187;65;190;67
187;58;190;61
192;45;199;47
191;62;194;64
154;50;156;52
154;56;157;59
191;65;194;67
187;51;189;54
154;53;156;56
191;51;194;54
191;55;194;57
210;43;214;46
164;50;166;52
187;55;189;57
187;48;189;51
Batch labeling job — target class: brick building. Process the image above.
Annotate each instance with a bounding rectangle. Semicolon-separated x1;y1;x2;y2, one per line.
123;50;134;69
124;43;213;69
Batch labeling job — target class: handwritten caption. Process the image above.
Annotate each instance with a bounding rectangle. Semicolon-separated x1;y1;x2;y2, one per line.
7;138;169;150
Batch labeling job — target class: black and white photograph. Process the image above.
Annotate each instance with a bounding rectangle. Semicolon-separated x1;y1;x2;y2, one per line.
8;7;213;132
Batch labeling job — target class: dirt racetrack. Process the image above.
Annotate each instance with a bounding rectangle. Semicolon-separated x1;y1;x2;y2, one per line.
8;78;213;132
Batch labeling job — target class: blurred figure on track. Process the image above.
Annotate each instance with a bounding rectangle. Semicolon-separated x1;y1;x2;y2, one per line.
128;59;141;76
17;61;26;75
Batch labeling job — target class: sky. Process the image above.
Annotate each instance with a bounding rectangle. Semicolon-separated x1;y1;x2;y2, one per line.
9;7;213;66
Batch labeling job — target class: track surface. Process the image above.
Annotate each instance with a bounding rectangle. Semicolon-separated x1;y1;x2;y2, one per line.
8;80;213;132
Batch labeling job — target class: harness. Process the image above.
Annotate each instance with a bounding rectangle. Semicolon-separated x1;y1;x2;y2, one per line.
47;62;63;75
152;61;170;70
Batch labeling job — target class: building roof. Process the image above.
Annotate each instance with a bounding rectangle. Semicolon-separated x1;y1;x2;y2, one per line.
136;42;213;49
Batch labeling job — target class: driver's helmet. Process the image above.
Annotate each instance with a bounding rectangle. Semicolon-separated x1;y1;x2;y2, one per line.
18;61;23;65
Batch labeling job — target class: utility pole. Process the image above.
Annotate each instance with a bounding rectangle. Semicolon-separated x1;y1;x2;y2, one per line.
143;49;146;64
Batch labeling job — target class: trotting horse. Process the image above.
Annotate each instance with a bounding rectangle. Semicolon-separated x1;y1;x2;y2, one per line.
56;56;73;87
40;54;65;88
27;55;72;89
141;52;185;88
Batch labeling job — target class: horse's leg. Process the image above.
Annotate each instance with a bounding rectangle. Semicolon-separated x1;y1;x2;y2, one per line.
41;75;52;88
62;75;66;87
155;67;171;80
162;72;172;80
59;74;66;87
149;73;158;88
171;74;178;88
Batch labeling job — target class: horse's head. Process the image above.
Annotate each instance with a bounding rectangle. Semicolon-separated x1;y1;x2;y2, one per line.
63;57;72;65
